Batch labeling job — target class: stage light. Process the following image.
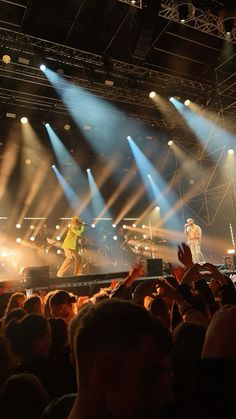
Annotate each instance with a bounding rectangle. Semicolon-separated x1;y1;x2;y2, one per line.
177;3;195;23
52;165;56;169
21;117;28;124
142;224;145;229
227;249;235;254
40;64;46;71
56;235;61;241
64;124;71;130
147;174;151;178
169;97;174;102
16;238;22;243
149;91;156;98
2;54;11;64
144;246;149;250
113;235;118;240
131;0;136;4
168;140;173;146
132;223;136;228
57;249;62;254
228;149;234;155
91;223;95;228
184;99;190;106
45;123;50;127
143;234;147;239
155;206;160;211
55;225;60;230
16;223;21;229
1;251;8;257
127;136;131;140
25;159;32;165
87;168;91;172
123;224;127;229
30;236;35;241
112;223;116;228
29;225;35;230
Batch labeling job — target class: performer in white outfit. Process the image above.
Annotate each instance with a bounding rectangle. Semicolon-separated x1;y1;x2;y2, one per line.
184;218;205;264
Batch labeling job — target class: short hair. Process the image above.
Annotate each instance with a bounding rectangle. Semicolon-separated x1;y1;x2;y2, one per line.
0;373;49;418
24;295;42;314
74;299;173;379
187;218;194;222
5;314;50;357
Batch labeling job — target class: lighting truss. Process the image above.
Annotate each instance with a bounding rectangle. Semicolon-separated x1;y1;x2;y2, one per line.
159;0;236;44
118;0;143;8
0;87;173;128
0;26;211;97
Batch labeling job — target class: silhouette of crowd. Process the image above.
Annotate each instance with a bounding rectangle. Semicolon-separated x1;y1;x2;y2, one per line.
0;242;235;419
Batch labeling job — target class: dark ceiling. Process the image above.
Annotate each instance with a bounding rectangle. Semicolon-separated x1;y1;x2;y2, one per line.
0;0;235;122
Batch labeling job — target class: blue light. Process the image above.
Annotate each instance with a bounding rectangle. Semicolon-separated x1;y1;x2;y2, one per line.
40;64;46;71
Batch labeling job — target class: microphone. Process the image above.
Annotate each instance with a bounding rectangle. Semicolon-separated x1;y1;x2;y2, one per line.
81;221;89;226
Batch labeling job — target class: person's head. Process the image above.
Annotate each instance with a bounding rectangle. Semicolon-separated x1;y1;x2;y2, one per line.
201;304;236;359
73;299;175;419
3;308;26;327
50;290;77;321
43;290;58;318
147;297;171;329
223;255;233;266
24;295;43;315
72;216;80;226
0;373;49;419
5;314;51;360
4;292;26;315
187;218;194;226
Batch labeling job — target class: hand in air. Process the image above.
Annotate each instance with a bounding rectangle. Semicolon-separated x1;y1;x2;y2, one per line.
202;263;227;285
170;264;186;284
177;242;193;267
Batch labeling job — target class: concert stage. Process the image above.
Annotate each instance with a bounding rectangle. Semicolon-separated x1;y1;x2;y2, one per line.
0;269;130;296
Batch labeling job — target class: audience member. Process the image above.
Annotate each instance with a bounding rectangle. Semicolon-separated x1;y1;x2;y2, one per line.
0;373;49;419
68;299;175;419
24;294;43;314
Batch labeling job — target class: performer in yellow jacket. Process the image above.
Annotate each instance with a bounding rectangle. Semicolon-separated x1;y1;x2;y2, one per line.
57;216;85;277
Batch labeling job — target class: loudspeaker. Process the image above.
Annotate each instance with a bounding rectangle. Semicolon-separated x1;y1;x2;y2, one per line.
22;265;50;289
146;259;163;277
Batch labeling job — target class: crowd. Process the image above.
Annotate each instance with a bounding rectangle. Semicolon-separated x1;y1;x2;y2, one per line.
0;242;235;419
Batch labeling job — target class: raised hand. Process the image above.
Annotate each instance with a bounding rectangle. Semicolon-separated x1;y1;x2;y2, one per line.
202;263;227;285
178;242;193;267
170;264;186;284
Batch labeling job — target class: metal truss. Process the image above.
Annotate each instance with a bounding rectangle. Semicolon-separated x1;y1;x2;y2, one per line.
169;141;236;226
0;26;212;97
0;87;173;128
159;0;236;44
118;0;143;8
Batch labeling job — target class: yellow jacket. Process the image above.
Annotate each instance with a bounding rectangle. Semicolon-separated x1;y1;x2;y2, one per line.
62;224;84;251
